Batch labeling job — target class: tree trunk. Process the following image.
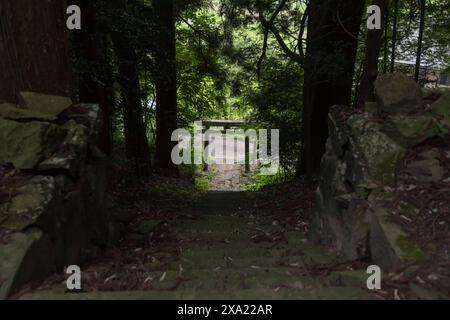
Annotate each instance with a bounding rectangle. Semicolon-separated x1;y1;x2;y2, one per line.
154;0;179;174
390;0;399;73
415;0;426;82
0;0;74;103
383;2;390;74
356;0;389;109
299;0;365;175
111;0;152;177
72;0;113;155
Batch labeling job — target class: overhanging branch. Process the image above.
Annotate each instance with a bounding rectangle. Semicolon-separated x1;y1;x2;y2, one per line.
257;0;305;67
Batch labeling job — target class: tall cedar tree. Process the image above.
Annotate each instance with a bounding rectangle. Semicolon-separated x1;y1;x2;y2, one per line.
356;0;389;109
0;0;74;102
111;0;152;176
390;0;400;72
300;0;365;174
414;0;426;82
154;0;179;174
72;0;113;155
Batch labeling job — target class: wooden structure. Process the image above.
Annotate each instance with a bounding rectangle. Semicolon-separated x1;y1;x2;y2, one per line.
202;119;252;172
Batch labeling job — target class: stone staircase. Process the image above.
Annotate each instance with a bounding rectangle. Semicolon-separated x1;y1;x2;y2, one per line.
20;188;377;300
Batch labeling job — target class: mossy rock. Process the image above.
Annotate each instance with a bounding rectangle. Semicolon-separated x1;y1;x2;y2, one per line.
37;120;88;177
0;103;56;122
0;119;66;169
381;114;440;148
0;229;55;299
328;105;351;158
346;114;405;187
341;200;371;260
395;235;426;263
374;73;423;115
0;175;60;233
18;92;72;117
429;91;450;130
429;90;450;117
369;206;425;270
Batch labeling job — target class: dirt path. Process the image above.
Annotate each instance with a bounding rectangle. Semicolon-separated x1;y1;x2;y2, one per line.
18;165;377;300
207;164;250;192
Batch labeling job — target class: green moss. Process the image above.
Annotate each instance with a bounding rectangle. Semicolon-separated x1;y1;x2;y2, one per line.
194;168;214;191
153;182;192;198
396;235;426;262
195;176;212;191
243;168;291;191
368;188;395;203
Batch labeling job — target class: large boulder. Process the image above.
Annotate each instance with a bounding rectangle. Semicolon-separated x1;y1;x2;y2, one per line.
0;229;55;300
423;88;442;105
429;90;450;129
52;184;89;269
83;147;111;246
429;90;450;117
380;114;439;148
369;205;425;270
0;176;61;235
37;120;89;177
18;92;72;118
64;104;103;143
318;140;349;213
374;73;423;115
0;94;115;298
0;103;56;122
339;199;371;260
328;106;351;158
0;119;66;169
311;78;442;272
346;114;405;188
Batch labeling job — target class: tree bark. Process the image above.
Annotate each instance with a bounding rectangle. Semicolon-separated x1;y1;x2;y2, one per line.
111;0;152;177
390;0;399;73
0;0;74;103
299;0;365;175
383;1;390;74
356;0;389;109
154;0;179;174
72;0;113;155
415;0;426;82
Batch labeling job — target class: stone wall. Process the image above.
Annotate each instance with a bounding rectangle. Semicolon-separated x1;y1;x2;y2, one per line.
0;92;119;299
310;73;450;271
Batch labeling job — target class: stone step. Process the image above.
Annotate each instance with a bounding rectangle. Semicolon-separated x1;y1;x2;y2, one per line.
194;192;255;215
137;268;369;291
20;286;377;300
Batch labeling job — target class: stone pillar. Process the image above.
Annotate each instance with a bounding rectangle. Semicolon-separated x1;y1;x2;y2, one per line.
203;124;210;171
245;135;250;172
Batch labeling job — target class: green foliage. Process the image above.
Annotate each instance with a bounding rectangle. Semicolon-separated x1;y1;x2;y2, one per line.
249;58;303;171
394;0;450;68
243;167;292;191
195;172;214;191
176;5;230;127
87;0;450;185
432;122;449;138
179;164;214;191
